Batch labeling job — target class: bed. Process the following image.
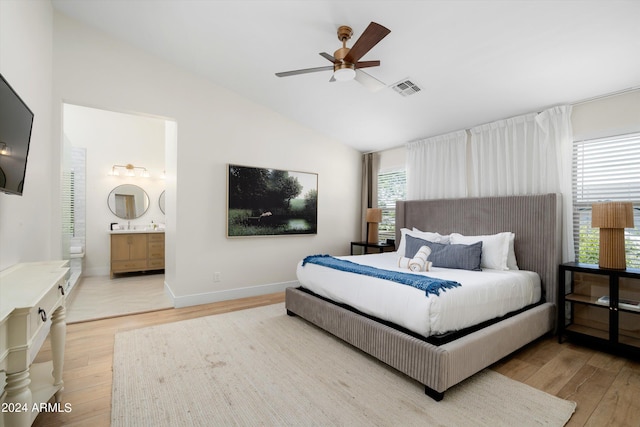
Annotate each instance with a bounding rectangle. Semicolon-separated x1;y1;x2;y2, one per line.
285;193;562;400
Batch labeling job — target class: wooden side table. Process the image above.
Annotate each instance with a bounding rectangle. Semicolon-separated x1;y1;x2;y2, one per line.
350;241;395;255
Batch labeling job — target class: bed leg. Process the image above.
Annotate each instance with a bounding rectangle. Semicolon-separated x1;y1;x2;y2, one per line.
425;386;444;401
286;309;296;317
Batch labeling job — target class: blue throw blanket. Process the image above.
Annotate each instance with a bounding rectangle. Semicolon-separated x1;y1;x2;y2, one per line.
302;254;461;297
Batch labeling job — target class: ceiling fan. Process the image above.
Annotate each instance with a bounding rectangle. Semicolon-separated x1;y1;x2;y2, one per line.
275;22;391;92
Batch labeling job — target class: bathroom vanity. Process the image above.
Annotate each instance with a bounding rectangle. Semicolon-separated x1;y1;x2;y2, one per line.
110;231;165;278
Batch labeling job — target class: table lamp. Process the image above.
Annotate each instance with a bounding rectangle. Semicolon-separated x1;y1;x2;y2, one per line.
366;208;382;244
592;201;634;269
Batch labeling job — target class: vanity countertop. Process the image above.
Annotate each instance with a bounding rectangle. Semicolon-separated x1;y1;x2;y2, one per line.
109;229;165;234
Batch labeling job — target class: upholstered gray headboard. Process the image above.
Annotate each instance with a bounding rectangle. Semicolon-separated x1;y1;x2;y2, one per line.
395;194;562;305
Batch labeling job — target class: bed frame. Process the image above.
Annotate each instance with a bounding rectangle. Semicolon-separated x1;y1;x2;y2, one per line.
285;193;562;400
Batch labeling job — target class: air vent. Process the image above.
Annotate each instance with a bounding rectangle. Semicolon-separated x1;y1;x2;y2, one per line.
391;79;422;97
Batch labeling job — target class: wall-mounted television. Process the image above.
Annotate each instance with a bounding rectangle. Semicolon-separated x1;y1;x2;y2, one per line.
0;73;34;196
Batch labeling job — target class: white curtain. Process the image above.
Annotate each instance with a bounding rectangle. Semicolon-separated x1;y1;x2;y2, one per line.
469;105;575;261
406;130;468;200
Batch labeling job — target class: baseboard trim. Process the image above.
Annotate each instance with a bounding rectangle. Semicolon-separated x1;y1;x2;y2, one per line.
165;280;297;308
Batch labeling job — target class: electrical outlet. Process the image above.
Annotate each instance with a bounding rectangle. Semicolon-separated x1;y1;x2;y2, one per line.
214;272;221;282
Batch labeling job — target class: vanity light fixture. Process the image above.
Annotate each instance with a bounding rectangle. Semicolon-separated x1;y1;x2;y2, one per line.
0;142;10;156
109;163;150;178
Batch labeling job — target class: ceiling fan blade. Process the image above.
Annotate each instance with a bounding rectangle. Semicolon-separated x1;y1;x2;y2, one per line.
355;60;380;69
343;22;390;64
319;52;337;63
275;66;334;77
354;69;387;92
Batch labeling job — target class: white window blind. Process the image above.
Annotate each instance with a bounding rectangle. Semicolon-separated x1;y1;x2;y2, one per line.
61;169;75;237
573;132;640;267
377;168;406;241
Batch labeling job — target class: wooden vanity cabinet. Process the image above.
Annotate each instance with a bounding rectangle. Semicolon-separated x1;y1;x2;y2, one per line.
110;232;165;278
147;233;166;270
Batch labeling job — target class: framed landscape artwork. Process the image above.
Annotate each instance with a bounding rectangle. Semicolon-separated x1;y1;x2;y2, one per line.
227;164;318;237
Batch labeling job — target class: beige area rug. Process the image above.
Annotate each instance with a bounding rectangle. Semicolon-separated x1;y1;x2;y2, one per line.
112;303;576;426
66;274;172;323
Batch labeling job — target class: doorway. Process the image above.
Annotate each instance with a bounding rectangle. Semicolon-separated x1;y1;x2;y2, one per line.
61;103;174;321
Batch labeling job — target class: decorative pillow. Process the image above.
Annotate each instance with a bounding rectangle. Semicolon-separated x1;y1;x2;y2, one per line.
422;240;483;271
449;232;511;271
405;234;433;258
397;228;444;257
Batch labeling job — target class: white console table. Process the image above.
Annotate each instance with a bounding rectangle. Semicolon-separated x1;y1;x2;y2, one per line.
0;261;69;427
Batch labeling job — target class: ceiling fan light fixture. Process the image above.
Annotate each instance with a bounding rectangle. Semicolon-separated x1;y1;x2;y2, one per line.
333;67;356;82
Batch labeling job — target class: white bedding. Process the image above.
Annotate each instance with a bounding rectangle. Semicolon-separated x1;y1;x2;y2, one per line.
296;252;541;338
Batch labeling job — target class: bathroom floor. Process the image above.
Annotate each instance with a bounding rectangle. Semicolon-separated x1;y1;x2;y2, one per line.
65;273;173;323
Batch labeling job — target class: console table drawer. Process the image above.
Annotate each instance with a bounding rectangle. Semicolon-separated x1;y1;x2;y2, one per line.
29;279;65;336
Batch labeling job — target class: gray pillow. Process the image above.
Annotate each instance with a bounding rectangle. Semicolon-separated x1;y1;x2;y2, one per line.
405;234;438;258
406;235;482;271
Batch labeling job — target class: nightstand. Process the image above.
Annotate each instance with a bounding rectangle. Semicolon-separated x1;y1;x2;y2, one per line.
350;241;395;255
558;262;640;358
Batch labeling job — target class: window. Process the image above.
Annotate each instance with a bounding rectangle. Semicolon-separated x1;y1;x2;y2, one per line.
61;169;75;237
572;132;640;267
377;168;406;241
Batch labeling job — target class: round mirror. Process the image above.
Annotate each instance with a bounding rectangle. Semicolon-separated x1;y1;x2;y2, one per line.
159;190;166;214
107;184;150;219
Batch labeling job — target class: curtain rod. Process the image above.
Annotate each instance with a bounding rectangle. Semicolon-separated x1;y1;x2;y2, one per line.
374;86;640;153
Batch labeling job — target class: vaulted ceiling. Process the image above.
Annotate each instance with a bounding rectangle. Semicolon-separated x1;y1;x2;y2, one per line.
51;0;640;152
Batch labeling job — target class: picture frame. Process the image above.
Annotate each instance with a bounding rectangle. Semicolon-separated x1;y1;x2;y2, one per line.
227;164;318;237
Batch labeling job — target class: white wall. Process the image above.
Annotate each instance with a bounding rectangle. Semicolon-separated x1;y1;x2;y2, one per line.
53;12;362;305
378;146;405;172
63;104;167;276
572;90;640;140
0;0;56;270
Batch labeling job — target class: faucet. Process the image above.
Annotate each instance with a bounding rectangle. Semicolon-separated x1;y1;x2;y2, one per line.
128;221;131;230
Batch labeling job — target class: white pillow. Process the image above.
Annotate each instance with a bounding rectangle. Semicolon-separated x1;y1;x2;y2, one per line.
507;233;519;270
413;227;450;244
449;232;511;271
397;228;444;257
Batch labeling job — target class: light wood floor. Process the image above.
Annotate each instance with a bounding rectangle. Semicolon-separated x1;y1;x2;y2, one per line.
31;292;640;427
65;274;172;323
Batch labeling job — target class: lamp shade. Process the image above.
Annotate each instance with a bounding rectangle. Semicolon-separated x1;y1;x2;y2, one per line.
592;201;634;269
592;202;634;229
366;208;382;223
